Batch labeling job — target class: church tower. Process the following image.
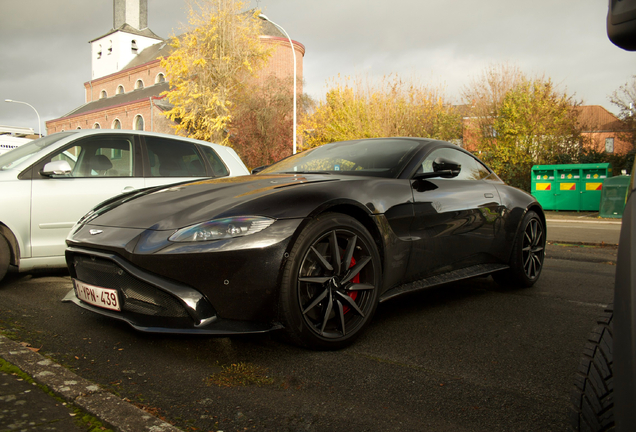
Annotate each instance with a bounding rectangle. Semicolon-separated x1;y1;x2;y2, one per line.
113;0;148;30
89;0;162;80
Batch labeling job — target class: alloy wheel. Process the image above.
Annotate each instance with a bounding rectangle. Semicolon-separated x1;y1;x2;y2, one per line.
522;217;545;280
297;228;377;340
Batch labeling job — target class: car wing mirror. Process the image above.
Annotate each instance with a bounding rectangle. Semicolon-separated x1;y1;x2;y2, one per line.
251;165;269;174
41;160;72;177
414;157;461;180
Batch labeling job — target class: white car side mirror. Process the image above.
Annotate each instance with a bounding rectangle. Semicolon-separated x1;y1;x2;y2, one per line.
41;160;72;176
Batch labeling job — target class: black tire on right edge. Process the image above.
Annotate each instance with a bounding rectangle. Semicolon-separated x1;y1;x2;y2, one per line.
570;304;615;432
0;234;10;283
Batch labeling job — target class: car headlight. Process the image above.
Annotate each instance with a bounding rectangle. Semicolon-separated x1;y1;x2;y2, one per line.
168;216;276;242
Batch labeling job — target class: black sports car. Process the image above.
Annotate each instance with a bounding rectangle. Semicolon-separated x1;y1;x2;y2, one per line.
64;138;546;349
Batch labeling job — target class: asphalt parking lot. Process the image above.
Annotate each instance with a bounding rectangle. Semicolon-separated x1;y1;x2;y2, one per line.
0;228;618;432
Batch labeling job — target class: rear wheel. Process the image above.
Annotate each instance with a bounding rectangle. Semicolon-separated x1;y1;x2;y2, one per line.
0;234;10;283
494;210;545;287
278;213;381;350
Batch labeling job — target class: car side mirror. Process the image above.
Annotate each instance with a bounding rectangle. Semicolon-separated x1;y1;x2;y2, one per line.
251;165;268;174
414;157;461;180
607;0;636;51
41;160;72;177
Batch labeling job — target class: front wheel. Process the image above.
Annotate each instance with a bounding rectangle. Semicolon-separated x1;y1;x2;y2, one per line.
494;210;545;287
278;213;381;350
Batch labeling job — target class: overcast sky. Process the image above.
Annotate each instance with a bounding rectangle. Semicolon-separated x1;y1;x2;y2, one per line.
0;0;633;135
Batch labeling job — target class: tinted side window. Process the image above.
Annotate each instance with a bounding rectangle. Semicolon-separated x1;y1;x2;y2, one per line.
42;136;134;178
200;146;229;177
144;137;206;177
419;148;491;181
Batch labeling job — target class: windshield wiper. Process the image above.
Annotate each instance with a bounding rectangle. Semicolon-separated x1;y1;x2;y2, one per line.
277;171;333;175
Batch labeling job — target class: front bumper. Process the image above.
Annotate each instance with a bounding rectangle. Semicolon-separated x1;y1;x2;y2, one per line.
63;247;282;334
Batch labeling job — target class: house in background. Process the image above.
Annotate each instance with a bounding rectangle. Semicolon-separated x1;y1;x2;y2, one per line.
460;104;632;155
575;105;632;155
46;0;305;137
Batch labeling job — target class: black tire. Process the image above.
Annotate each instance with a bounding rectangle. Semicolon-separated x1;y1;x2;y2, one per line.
570;305;614;432
0;234;10;283
278;213;381;350
493;210;545;287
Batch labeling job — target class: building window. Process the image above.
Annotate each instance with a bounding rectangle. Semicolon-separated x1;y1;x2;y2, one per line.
483;125;497;138
108;40;113;55
112;119;121;129
134;115;144;131
135;79;144;90
131;40;138;54
93;123;101;129
100;90;107;99
605;137;615;153
155;73;166;84
116;85;125;95
97;44;102;59
111;148;123;160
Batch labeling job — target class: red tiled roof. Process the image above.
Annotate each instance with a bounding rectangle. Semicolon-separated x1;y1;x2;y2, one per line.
575;105;628;132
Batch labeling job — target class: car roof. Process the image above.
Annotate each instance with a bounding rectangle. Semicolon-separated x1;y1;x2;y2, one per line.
50;129;226;149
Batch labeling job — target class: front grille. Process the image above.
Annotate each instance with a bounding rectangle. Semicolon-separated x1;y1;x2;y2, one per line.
73;254;189;318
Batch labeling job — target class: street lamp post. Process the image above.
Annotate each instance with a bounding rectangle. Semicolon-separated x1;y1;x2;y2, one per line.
4;99;41;137
258;14;297;154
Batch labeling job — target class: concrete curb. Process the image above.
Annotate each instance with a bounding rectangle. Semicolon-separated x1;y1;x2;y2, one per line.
0;335;181;432
546;218;622;225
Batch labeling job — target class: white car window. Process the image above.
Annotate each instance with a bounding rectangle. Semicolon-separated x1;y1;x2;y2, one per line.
144;136;206;177
46;137;134;178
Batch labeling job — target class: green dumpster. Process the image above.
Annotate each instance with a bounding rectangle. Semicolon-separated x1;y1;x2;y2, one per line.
531;163;612;211
581;165;612;211
531;167;556;210
600;175;631;218
555;166;580;210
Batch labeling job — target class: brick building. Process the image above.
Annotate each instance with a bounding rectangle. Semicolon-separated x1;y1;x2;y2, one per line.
46;0;305;136
460;104;632;155
575;105;632;155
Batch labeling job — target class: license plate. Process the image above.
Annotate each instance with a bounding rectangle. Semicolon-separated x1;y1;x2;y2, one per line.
74;279;121;311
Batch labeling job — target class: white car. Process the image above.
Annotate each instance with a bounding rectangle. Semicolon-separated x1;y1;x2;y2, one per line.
0;129;249;282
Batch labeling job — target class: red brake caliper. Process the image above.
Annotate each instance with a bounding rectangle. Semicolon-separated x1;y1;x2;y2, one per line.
343;257;359;314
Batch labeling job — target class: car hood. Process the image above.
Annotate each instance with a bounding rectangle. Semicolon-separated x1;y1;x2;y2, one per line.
83;174;342;231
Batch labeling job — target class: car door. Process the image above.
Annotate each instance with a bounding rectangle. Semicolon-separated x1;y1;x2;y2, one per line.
405;147;503;281
30;134;144;258
141;136;225;188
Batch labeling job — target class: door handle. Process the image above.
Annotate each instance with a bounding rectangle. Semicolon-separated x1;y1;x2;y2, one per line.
484;193;494;198
121;186;137;193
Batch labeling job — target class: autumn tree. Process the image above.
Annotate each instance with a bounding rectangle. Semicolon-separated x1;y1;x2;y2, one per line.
460;62;526;151
231;75;312;169
480;78;582;190
301;74;461;149
161;0;272;143
610;75;636;150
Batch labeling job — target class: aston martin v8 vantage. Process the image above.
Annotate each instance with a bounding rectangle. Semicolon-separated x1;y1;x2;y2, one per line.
64;138;546;349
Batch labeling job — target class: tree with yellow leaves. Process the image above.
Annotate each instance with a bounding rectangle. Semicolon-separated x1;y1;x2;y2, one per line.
161;0;272;143
300;74;461;149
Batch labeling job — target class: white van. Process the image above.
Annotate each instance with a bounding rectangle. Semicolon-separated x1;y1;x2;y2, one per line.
0;135;31;155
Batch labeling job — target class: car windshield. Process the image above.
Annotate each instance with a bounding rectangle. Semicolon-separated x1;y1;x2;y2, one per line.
0;132;76;170
259;138;422;178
